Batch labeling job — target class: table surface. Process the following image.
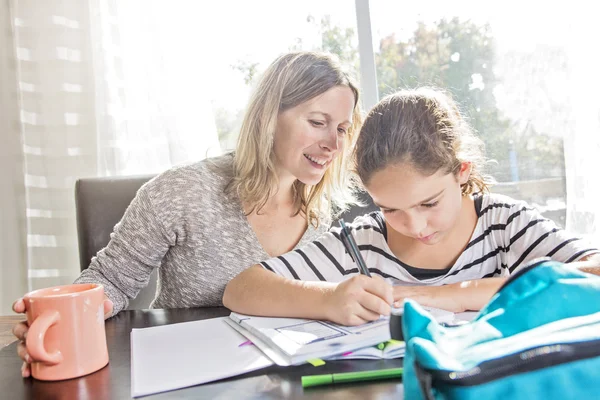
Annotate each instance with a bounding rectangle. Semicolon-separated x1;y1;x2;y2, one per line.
0;308;404;399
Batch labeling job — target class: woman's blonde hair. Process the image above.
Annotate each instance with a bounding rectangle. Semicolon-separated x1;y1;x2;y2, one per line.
355;87;491;195
227;51;362;226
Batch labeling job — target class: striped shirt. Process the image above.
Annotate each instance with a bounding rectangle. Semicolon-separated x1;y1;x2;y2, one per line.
261;193;599;285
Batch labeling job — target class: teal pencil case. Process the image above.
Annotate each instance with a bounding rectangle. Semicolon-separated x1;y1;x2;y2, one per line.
402;259;600;400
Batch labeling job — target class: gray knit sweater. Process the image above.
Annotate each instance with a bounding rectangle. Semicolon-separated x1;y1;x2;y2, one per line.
74;153;328;316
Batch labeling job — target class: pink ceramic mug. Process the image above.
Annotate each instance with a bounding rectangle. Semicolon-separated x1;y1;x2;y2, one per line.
23;283;109;381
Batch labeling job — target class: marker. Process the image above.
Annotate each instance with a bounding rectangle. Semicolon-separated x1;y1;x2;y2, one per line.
302;367;403;388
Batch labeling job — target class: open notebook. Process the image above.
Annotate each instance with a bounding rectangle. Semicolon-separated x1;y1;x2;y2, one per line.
225;306;456;366
329;308;478;361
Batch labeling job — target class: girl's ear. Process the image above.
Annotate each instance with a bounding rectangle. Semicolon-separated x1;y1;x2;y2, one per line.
457;162;472;185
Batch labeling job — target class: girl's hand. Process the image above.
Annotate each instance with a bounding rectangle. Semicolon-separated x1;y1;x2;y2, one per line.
12;295;114;378
323;275;393;326
393;285;465;313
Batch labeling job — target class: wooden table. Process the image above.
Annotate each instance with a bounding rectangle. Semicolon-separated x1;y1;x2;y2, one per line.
0;308;404;399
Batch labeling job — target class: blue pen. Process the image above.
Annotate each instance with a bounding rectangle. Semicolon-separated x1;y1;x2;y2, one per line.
339;219;371;277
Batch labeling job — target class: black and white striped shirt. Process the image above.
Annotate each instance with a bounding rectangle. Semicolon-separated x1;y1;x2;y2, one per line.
261;193;598;285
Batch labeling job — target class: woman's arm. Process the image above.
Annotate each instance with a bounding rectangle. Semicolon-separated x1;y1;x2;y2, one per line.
223;265;394;326
74;185;172;317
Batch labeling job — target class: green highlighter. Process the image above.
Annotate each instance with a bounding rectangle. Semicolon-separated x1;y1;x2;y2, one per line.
301;367;403;388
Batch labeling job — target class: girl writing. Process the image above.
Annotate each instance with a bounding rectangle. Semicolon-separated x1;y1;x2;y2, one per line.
223;87;600;326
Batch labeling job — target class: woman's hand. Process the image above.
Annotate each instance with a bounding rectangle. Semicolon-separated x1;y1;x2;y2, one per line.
323;275;393;326
12;295;114;378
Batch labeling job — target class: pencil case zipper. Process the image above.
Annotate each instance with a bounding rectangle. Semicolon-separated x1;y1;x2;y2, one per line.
422;337;600;387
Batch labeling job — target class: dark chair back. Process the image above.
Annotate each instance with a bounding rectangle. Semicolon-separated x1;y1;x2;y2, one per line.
74;174;157;310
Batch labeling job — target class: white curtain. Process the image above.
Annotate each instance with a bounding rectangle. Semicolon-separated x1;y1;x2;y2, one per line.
88;0;221;176
1;0;28;316
0;0;221;314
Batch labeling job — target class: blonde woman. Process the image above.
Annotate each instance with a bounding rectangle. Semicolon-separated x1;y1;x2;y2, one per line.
12;51;362;377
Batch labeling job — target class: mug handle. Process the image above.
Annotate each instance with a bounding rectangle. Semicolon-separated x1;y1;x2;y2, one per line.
26;310;63;365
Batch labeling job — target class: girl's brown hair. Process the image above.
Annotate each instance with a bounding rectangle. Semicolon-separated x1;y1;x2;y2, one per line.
355;87;490;195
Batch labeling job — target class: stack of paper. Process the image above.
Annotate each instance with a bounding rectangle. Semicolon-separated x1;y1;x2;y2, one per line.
225;306;462;366
226;312;394;366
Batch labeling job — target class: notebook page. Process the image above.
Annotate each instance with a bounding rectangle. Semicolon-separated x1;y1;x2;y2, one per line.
131;317;273;397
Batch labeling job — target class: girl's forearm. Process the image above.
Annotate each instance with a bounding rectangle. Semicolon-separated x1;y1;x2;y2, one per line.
450;277;506;311
453;255;600;310
222;265;336;319
453;254;600;310
394;277;506;312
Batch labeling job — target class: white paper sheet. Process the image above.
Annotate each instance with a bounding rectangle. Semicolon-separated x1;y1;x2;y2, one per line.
130;317;273;397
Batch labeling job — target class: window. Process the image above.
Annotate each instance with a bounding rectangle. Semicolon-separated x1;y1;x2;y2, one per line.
368;0;589;228
204;1;360;151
